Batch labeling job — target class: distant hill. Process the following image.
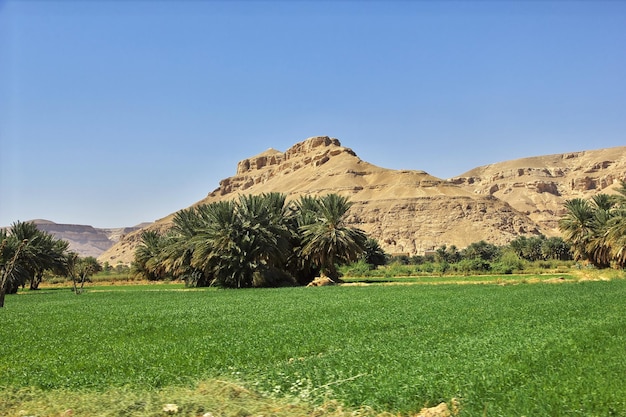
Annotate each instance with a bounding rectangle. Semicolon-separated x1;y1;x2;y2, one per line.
28;220;149;259
97;136;624;265
450;146;626;234
22;137;622;265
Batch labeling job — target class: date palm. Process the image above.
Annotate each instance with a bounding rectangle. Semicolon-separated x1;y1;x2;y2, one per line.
0;232;28;307
188;194;293;288
299;194;366;282
606;208;626;267
559;198;595;262
133;230;169;281
3;221;69;291
604;183;626;267
66;253;102;294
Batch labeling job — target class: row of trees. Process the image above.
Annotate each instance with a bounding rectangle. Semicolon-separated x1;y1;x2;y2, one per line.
126;184;626;286
559;181;626;268
391;235;572;267
132;193;370;288
3;183;625;299
0;221;101;307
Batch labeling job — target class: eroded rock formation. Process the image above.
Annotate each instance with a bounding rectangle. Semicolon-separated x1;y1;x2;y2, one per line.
100;136;543;264
450;146;626;234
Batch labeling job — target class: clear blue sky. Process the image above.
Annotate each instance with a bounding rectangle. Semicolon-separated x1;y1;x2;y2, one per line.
1;1;625;228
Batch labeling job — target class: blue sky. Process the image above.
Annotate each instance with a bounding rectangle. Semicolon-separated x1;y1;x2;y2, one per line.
1;1;625;228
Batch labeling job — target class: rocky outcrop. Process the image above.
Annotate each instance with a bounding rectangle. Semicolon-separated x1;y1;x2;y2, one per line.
450;146;626;234
99;139;626;265
215;137;357;196
31;220;148;259
99;136;540;264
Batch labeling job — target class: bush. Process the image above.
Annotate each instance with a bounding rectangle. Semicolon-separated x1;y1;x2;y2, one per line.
389;255;410;265
435;261;450;275
492;251;525;274
340;260;374;277
455;258;491;274
417;262;435;273
385;262;414;277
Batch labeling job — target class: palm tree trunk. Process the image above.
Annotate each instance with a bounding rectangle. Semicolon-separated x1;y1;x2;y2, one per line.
30;270;43;290
0;285;6;308
0;239;28;308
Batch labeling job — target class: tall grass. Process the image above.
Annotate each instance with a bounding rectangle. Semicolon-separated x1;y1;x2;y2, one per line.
1;281;625;416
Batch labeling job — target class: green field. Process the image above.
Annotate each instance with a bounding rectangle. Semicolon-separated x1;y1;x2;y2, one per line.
1;279;625;416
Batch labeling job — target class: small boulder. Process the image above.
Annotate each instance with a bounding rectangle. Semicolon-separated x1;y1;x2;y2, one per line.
307;276;336;287
163;403;179;414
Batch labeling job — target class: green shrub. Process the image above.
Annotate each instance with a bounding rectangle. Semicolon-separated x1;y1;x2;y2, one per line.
340;260;374;277
492;251;525;274
385;262;413;276
455;258;491;274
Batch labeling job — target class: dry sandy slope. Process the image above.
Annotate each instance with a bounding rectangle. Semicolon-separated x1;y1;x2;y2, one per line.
451;146;626;234
100;137;541;264
99;138;626;265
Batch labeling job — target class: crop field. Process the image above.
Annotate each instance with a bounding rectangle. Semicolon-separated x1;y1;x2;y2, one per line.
1;278;625;416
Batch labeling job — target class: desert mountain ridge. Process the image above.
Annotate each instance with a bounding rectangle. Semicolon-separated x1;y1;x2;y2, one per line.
98;137;626;265
5;220;151;259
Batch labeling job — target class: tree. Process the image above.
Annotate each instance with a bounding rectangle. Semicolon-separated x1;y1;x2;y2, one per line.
606;208;626;267
299;194;367;281
461;240;500;262
362;238;387;267
158;193;295;288
434;244;461;264
1;221;70;293
67;254;102;294
0;236;28;308
5;221;42;292
132;230;170;281
541;236;572;261
287;195;325;285
559;198;595;263
559;184;626;268
131;193;371;287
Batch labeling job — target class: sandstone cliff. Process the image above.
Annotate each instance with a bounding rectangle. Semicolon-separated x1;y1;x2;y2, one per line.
32;220;146;259
99;136;540;264
450;146;626;235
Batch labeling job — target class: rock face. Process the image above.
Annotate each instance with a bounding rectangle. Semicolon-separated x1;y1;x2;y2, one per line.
100;136;544;264
31;220;147;259
99;138;626;265
450;146;626;235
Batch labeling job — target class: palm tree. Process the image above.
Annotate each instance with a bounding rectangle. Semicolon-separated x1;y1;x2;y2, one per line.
363;238;388;267
132;230;169;281
66;253;102;294
559;187;626;268
559;198;595;262
585;202;614;268
2;221;70;292
29;233;69;290
606;208;626;267
183;194;294;288
131;193;372;287
299;194;367;282
0;233;28;307
287;195;325;285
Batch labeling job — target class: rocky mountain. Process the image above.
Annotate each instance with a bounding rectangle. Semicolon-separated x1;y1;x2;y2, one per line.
450;146;626;235
98;137;626;265
29;220;148;259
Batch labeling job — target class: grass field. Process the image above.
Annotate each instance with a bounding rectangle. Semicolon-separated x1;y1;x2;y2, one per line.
1;278;625;416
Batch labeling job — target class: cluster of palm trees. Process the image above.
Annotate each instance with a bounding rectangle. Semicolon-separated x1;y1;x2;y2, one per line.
0;221;102;307
0;221;68;307
559;181;626;268
507;235;572;261
132;193;369;288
